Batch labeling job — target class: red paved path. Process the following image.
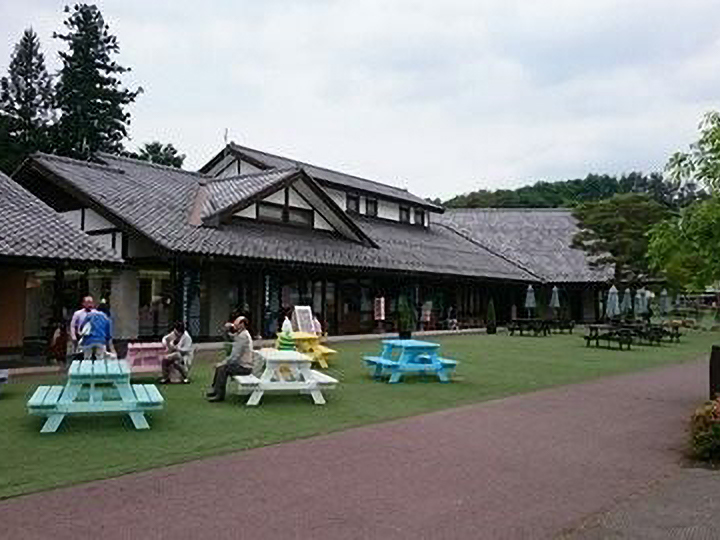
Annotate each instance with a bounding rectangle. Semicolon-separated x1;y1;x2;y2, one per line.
0;360;707;539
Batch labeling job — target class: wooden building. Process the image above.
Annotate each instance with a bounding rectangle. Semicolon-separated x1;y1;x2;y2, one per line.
9;144;608;354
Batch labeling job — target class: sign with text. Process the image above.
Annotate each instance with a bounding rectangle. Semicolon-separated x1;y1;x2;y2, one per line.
292;305;315;333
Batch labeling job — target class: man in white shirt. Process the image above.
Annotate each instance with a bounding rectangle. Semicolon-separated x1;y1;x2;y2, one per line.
69;296;95;352
159;321;192;384
207;316;254;402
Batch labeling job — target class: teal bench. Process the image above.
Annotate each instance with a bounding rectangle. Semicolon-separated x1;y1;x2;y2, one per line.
27;360;165;433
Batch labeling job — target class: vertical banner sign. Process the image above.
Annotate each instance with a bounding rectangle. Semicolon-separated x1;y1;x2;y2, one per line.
374;297;386;321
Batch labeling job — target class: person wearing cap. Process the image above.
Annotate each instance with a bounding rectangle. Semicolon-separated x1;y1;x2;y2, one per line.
207;315;254;402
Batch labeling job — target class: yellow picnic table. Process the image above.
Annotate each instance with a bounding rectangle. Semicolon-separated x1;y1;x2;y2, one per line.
277;332;337;369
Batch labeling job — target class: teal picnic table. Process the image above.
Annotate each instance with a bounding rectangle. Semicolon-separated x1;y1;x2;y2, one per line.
27;359;164;433
363;339;458;383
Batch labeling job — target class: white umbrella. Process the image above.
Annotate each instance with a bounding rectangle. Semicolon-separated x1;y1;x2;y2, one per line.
659;289;669;316
635;288;647;315
525;285;536;317
605;285;620;319
620;288;632;315
550;286;560;309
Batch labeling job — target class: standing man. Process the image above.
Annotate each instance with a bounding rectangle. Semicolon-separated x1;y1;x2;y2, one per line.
81;303;114;360
70;296;95;352
207;316;254;402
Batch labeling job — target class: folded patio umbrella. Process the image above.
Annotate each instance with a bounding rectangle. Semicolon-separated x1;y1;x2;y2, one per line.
659;289;669;316
550;286;560;309
525;285;536;317
635;288;647;315
621;288;632;315
605;285;620;319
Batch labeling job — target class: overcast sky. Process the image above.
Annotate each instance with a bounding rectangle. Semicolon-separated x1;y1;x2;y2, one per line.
2;1;720;199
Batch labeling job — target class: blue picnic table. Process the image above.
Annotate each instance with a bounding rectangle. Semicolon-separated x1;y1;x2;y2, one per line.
27;359;164;433
363;339;458;383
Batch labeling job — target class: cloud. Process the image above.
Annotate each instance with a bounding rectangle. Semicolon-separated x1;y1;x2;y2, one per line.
2;0;720;199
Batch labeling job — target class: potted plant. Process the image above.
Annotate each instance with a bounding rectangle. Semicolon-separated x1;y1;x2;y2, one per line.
486;298;497;334
396;295;416;339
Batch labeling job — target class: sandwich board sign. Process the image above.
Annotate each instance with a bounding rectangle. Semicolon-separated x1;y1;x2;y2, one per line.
292;306;316;333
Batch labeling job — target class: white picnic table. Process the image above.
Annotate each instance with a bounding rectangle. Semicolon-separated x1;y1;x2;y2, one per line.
232;348;338;406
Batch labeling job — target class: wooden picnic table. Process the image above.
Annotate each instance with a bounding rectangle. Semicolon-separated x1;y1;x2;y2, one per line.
584;324;632;350
286;332;337;369
508;318;550;336
27;359;164;433
232;348;338;406
363;339;458;383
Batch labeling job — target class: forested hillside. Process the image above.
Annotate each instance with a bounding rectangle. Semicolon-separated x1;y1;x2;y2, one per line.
439;172;705;209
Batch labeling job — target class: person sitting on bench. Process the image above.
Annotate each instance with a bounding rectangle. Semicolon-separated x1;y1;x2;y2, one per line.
159;321;192;384
207;315;254;402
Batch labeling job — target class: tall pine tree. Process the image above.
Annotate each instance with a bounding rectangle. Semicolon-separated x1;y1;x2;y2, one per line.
0;28;54;172
54;4;140;158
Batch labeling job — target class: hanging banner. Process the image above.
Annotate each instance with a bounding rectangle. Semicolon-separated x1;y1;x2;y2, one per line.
374;297;386;321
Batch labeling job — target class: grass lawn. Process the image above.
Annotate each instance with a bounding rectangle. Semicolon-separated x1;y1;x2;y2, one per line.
1;330;718;499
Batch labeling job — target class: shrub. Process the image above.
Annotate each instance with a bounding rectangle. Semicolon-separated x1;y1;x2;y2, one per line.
486;298;496;327
690;398;720;460
396;295;416;334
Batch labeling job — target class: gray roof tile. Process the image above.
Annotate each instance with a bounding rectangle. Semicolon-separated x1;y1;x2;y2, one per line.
0;171;121;263
225;143;443;212
27;153;534;281
438;208;612;283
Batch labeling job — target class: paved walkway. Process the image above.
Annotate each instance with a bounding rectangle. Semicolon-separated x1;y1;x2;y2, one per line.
563;467;720;539
0;360;711;539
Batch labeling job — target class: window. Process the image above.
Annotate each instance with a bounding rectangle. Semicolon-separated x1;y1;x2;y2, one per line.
287;206;314;228
257;202;313;228
346;193;360;213
414;208;426;226
399;206;411;223
257;202;285;222
366;198;378;217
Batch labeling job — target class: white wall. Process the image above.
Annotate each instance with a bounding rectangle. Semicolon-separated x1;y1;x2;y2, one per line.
377;199;399;221
325;188;347;210
84;208;114;231
235;204;256;219
289;187;312;209
262;189;285;205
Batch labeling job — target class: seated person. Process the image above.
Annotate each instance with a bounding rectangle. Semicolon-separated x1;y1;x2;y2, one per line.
159;321;192;384
207;316;254;402
80;303;114;360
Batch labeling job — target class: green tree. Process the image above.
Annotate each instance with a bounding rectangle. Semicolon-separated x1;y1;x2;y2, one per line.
53;4;140;158
571;193;670;283
0;28;55;171
667;111;720;192
648;111;720;290
648;197;720;290
127;141;185;168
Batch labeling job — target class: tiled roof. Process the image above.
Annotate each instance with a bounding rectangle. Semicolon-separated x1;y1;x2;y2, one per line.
438;208;612;283
0;171;121;263
25;153;534;281
202;167;297;220
221;143;443;212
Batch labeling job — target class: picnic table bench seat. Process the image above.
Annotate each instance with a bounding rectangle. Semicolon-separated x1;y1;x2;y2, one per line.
231;370;338;396
0;368;9;395
27;385;65;409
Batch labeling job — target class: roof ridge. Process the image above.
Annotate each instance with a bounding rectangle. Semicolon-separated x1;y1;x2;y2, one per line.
205;165;298;184
96;152;210;179
32;152;126;174
446;207;574;213
229;142;418;195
